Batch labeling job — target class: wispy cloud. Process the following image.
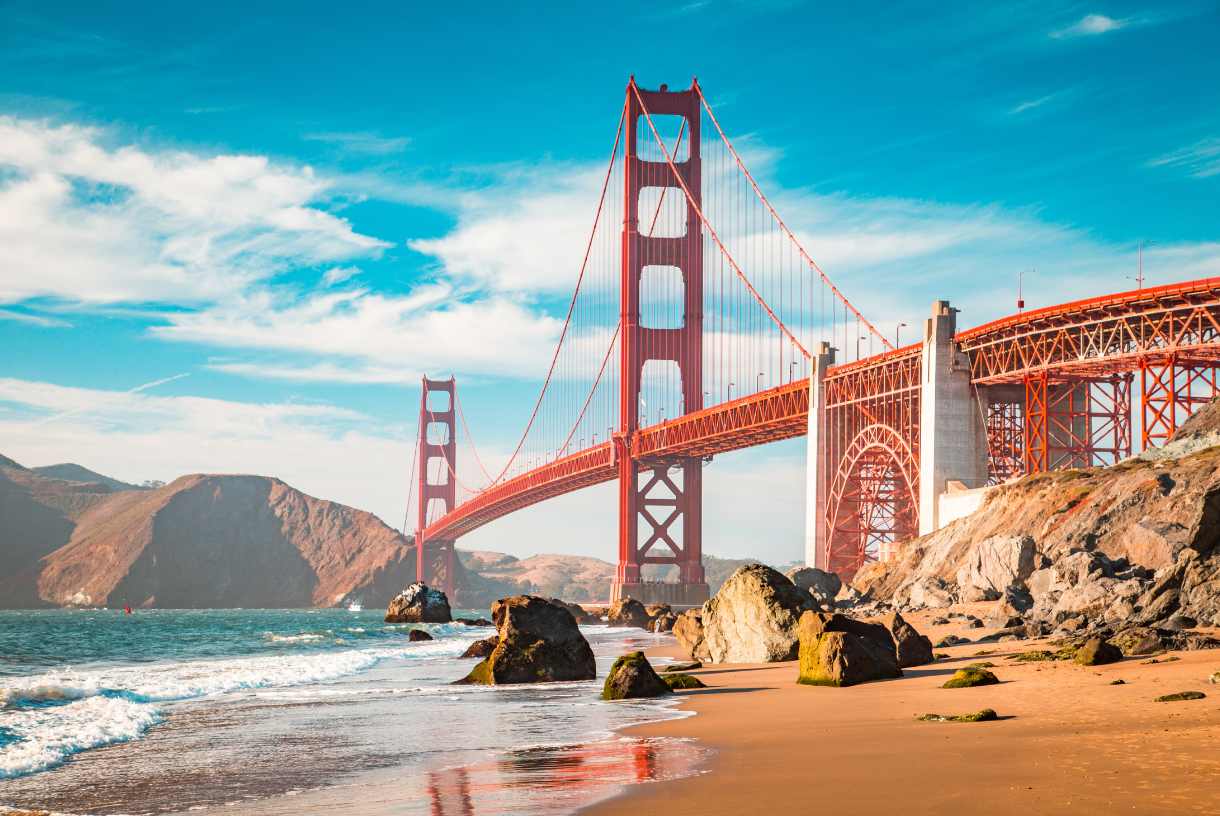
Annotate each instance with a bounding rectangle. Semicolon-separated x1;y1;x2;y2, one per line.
0;308;71;328
321;266;360;286
1147;137;1220;178
32;372;190;426
1050;13;1129;39
1009;92;1061;116
304;131;411;156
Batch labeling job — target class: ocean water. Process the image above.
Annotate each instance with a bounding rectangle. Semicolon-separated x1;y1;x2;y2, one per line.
0;609;705;815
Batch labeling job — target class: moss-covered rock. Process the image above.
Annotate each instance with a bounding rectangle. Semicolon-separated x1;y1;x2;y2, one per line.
1073;637;1122;665
916;708;999;722
797;630;901;687
663;661;703;672
662;673;707;690
602;651;671;700
455;595;595;685
1011;650;1056;662
1155;690;1206;702
942;668;1000;688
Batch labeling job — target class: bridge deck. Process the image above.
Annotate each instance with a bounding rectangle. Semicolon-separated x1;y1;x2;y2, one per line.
423;277;1220;545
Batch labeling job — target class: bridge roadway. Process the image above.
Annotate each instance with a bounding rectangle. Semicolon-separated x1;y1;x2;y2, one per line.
422;276;1220;553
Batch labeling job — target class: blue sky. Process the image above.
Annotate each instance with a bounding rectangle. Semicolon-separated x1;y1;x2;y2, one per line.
1;0;1218;564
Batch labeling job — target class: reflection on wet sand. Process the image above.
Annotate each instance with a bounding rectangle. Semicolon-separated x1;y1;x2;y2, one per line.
424;737;702;815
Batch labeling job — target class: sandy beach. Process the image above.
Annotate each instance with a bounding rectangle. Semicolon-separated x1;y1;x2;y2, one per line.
586;610;1220;816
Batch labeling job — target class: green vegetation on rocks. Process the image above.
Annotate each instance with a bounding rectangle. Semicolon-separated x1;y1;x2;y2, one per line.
942;668;1000;688
916;708;999;723
602;651;671;700
1155;691;1206;702
1073;637;1122;666
663;661;703;672
662;673;707;690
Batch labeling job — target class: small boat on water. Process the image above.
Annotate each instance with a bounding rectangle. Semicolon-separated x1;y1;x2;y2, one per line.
346;600;363;612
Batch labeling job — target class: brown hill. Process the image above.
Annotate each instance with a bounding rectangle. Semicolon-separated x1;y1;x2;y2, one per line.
0;458;429;609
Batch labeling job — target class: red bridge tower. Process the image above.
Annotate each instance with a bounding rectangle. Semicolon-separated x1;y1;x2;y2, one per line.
416;376;456;597
613;79;710;607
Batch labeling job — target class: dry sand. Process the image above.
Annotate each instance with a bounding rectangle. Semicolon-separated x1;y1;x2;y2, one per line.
584;609;1220;816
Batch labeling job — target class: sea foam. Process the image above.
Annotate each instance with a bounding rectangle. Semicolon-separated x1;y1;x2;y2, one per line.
0;633;477;778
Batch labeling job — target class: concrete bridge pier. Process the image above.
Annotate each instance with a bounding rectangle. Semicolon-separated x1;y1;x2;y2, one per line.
918;300;989;535
805;341;836;570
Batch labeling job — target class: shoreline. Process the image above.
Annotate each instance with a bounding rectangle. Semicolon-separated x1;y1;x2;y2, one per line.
585;610;1220;816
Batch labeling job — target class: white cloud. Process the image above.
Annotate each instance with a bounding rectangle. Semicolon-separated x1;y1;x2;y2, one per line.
0;377;409;524
407;160;615;293
303;131;411;156
151;284;564;381
1147;137;1220;179
0;116;389;307
1051;13;1127;38
321;266;360;286
0;308;71;328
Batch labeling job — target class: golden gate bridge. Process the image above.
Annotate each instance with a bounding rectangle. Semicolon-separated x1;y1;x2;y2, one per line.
404;78;1220;604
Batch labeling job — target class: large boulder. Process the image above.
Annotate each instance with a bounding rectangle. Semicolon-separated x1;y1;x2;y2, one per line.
602;651;671;700
672;609;710;661
797;611;896;657
457;595;596;685
607;597;651;629
703;564;820;663
385;582;452;623
786;567;840;607
797;626;902;687
887;611;934;667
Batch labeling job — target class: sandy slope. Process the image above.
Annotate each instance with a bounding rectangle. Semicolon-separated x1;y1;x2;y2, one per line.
585;610;1220;816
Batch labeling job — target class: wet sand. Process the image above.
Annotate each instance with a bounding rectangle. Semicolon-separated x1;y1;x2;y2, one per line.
585;610;1220;816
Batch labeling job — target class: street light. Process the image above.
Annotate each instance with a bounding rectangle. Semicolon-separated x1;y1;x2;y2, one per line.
727;382;735;400
756;372;764;391
895;322;907;347
1132;240;1155;290
856;334;867;359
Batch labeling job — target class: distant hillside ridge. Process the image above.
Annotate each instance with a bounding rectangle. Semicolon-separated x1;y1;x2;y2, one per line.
32;462;146;492
0;457;443;609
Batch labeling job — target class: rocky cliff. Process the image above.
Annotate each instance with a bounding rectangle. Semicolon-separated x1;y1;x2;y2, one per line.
853;399;1220;631
0;457;430;609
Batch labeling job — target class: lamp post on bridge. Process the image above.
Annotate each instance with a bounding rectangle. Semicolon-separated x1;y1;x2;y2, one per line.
895;322;907;348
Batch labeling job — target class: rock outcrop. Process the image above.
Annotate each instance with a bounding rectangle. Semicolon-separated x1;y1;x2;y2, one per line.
607;597;651;629
385;583;452;623
702;564;820;663
407;629;434;641
602;652;671;700
457;595;596;685
888;611;934;667
673;609;710;661
852;399;1220;633
786;566;840;607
